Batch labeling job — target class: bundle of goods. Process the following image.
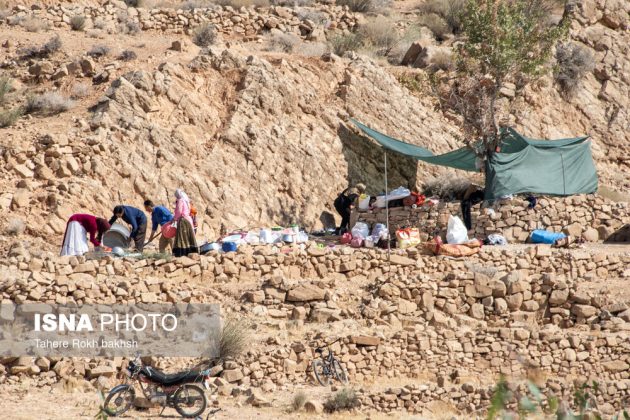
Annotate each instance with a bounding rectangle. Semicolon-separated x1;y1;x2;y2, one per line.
530;229;566;245
424;235;482;257
374;187;411;208
402;192;426;208
396;227;421;249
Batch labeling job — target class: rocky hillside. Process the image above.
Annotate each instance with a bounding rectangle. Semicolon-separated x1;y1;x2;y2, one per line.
0;0;628;247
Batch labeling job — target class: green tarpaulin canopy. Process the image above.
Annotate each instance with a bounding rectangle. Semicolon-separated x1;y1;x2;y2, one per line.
351;119;598;200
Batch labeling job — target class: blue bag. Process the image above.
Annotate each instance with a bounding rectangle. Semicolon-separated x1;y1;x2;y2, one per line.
530;230;566;244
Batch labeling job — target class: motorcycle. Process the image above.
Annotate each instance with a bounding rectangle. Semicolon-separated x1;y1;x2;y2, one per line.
103;356;214;418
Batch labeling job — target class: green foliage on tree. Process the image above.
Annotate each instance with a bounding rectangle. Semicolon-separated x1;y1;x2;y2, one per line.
452;0;569;157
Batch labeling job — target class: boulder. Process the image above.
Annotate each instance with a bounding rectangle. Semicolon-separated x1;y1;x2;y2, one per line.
571;304;598;318
350;335;380;346
304;400;323;413
222;368;244;383
287;283;325;302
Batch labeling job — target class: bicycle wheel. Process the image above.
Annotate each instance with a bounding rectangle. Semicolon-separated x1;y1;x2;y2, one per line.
312;359;331;386
173;384;207;418
332;359;349;384
103;385;135;417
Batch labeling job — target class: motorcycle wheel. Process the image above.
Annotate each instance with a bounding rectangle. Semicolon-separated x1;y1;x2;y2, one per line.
103;385;135;417
173;384;207;418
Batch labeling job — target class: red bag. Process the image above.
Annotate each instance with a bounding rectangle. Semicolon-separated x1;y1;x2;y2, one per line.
340;232;352;244
350;237;364;248
161;221;177;239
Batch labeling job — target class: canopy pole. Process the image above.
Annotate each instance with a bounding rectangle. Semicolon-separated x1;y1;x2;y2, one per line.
384;151;391;260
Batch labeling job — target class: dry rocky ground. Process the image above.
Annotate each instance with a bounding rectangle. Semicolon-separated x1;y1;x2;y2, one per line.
0;0;629;418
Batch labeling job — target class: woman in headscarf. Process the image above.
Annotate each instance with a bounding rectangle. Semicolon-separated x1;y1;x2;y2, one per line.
60;214;110;256
172;189;199;257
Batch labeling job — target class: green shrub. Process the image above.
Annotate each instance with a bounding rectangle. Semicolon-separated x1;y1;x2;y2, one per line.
329;32;363;56
70;15;86;31
192;23;217;47
323;388;360;413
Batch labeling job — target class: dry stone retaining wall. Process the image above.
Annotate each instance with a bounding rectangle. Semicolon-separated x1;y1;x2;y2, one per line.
2;1;358;38
1;241;629;414
357;194;630;243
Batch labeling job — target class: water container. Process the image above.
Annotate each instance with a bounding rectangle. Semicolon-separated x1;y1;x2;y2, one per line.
102;223;131;249
358;194;370;210
222;242;237;252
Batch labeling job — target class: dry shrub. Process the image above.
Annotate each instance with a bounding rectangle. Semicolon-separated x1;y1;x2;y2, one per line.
298;42;329;57
70;15;86;31
216;0;270;7
275;0;315;6
0;107;23;128
423;175;471;200
554;42;595;98
88;44;111;57
21;17;49;32
178;0;212;8
26;92;74;116
192;23;217;47
93;17;107;29
71;83;90;99
429;49;453;71
323;388;360;413
418;12;449;40
0;76;10;104
267;32;300;53
124;0;147;6
296;8;327;23
5;219;25;236
19;35;62;59
337;0;390;13
291;391;307;412
217;318;249;361
119;49;138;61
418;0;465;34
329;32;363;56
359;16;399;55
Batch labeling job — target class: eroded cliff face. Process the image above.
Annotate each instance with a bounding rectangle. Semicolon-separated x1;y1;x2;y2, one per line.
0;0;628;248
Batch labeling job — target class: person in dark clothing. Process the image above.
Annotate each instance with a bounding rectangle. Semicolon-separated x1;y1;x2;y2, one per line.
334;183;366;234
460;184;485;230
109;205;148;252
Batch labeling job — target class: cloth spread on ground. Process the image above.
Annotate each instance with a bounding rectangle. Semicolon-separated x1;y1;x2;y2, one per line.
424;236;481;257
61;221;89;256
151;205;174;232
351;120;597;199
109;206;147;238
173;218;199;257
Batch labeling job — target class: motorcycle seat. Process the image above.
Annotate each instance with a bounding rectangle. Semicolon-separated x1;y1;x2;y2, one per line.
140;366;203;386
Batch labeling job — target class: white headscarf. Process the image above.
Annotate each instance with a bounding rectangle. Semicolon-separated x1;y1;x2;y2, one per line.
175;189;190;203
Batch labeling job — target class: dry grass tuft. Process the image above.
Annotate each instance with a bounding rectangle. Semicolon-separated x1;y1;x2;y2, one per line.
192;23;217;47
21;17;49;32
217;317;250;361
323;388;360;413
554;42;595;98
26;92;74;116
70;15;86;31
88;44;111;57
5;219;26;236
291;391;308;412
267;32;300;53
336;0;390;13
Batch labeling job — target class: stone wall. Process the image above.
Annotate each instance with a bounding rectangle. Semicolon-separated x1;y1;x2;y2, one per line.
2;1;358;38
357;194;630;243
1;241;629;413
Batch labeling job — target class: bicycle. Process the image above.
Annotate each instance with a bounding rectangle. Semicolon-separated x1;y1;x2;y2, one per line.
311;338;349;386
103;355;213;418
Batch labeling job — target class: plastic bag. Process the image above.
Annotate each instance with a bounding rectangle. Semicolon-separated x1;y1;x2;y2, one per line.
358;194;370;210
530;230;565;244
388;187;411;200
340;232;352;244
396;227;421;249
351;222;369;239
446;215;468;244
374;195;387;208
372;223;388;239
